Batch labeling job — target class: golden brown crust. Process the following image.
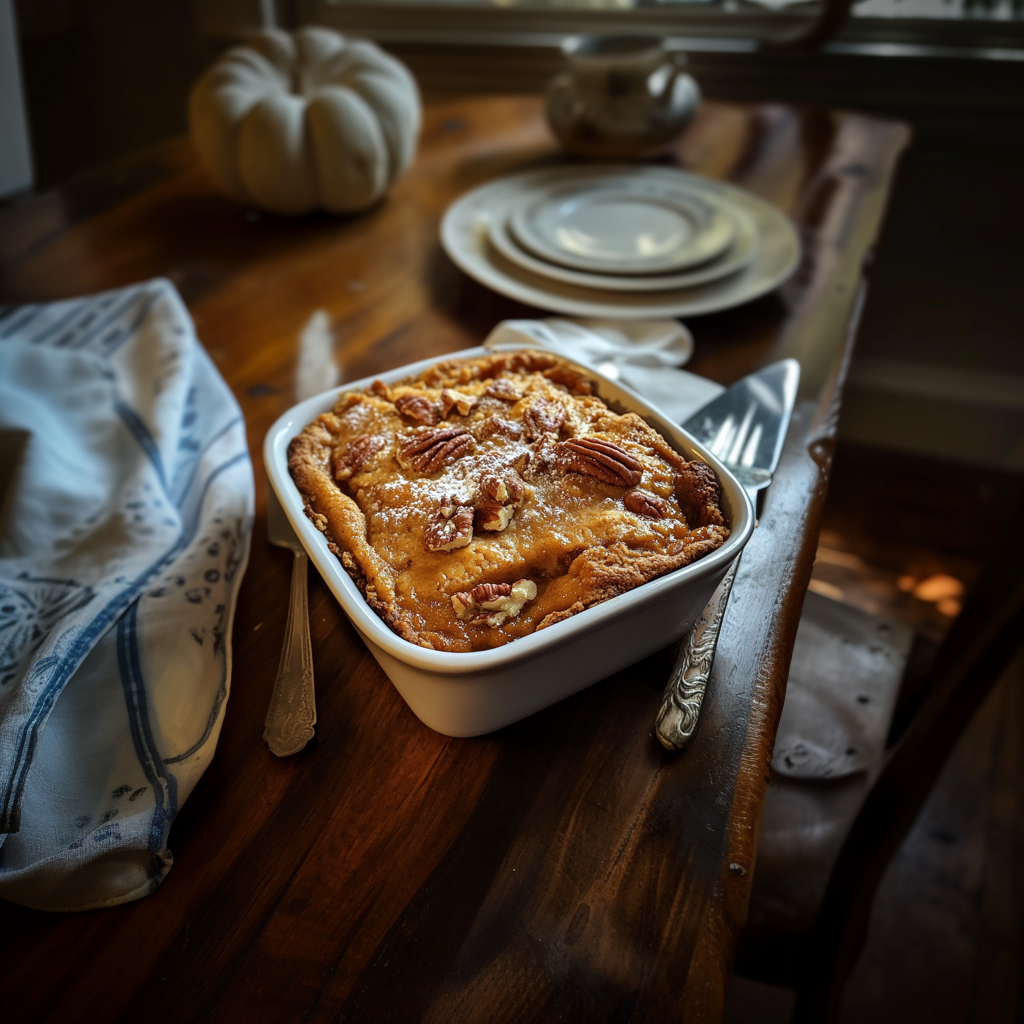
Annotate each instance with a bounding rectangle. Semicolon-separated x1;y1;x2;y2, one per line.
287;351;730;653
675;461;726;528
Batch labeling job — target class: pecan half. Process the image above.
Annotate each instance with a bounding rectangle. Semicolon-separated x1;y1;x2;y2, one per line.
451;578;538;626
424;497;474;552
475;499;515;532
557;437;643;487
441;388;478;418
624;488;672;519
396;427;474;473
395;394;441;425
484;379;521;402
479;417;522;441
333;433;386;481
543;366;592;395
523;398;566;440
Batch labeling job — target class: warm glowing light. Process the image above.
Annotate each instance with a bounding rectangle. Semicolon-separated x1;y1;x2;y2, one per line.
937;598;963;618
897;575;915;592
913;574;964;603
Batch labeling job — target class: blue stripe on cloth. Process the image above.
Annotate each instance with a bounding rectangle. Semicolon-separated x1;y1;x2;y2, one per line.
164;684;228;766
172;414;243;506
24;302;88;347
0;449;248;835
99;293;158;356
114;401;168;492
164;580;236;765
68;290;146;351
176;450;248;554
53;314;101;348
0;307;43;339
33;294;119;348
25;293;116;349
117;602;177;877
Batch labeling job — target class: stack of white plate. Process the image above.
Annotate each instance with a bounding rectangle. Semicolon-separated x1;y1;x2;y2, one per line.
440;165;802;320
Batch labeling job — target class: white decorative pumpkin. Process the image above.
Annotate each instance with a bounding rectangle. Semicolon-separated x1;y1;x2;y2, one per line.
189;27;421;215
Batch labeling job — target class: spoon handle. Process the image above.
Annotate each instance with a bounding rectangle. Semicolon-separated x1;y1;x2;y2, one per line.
264;547;316;756
655;557;739;750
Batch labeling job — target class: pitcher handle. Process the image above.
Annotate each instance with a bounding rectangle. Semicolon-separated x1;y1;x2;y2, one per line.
762;0;857;51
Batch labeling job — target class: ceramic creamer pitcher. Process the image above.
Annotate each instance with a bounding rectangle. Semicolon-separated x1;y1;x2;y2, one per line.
546;36;700;160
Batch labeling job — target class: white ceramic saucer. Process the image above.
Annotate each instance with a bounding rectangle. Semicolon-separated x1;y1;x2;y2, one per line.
440;165;801;320
489;203;758;292
510;179;737;274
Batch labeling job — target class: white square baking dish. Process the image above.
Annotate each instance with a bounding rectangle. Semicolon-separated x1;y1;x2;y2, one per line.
263;347;754;737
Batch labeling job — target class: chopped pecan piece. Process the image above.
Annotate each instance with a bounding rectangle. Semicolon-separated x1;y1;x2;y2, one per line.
506;351;557;374
441;388;478;418
557;437;643;487
451;579;538;626
369;379;392;400
424;496;474;553
475;500;515;532
523;440;555;481
481;468;525;505
333;433;386;481
479;417;522;441
623;488;672;519
396;427;474;473
484;379;521;402
523;398;566;440
470;611;504;626
395;394;441;425
543;366;592;395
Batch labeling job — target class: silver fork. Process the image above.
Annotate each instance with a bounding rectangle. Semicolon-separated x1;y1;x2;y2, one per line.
656;359;799;750
263;489;317;756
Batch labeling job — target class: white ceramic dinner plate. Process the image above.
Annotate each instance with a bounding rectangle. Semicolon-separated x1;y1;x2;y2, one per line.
510;179;737;274
489;202;758;292
441;165;801;320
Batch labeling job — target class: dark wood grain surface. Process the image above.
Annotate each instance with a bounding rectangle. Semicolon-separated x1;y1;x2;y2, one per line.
0;96;908;1024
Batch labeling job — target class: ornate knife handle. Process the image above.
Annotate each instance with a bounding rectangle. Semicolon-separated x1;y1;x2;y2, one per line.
655;558;740;751
264;548;317;756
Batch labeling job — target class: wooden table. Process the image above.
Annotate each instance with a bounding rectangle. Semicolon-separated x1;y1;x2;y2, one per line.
0;96;908;1023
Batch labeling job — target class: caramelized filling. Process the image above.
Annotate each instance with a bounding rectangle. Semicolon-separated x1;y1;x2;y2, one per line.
288;351;729;652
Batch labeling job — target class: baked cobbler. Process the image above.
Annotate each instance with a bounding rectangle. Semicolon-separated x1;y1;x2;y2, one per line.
288;351;729;653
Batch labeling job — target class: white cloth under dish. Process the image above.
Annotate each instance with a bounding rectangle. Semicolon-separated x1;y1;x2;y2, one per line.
482;317;723;423
0;280;253;912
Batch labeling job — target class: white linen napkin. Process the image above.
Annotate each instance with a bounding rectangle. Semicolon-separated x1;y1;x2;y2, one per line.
482;317;723;423
0;279;254;911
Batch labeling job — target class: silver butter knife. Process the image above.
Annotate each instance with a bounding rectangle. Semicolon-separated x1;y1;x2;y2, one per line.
656;359;800;750
264;488;317;756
